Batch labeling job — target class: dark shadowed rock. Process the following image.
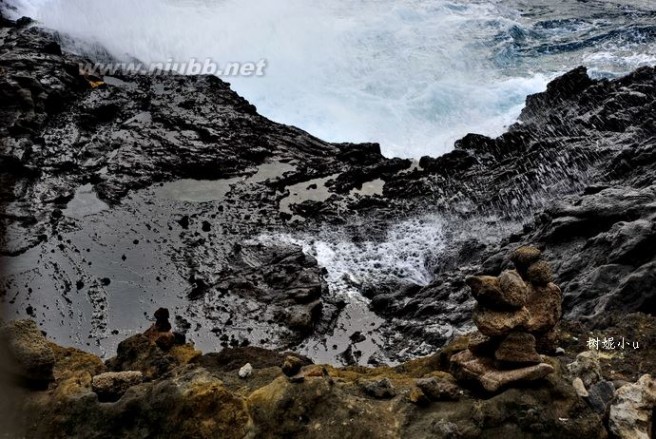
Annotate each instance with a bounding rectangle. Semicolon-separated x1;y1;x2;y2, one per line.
105;334;175;379
585;380;615;415
526;261;554;286
467;331;500;357
415;377;461;401
510;246;542;272
281;355;304;377
360;377;396;399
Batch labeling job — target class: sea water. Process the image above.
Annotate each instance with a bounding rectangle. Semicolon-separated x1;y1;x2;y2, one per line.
6;0;656;157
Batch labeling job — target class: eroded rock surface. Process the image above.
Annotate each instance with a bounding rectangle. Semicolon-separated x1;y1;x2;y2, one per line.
452;247;562;392
0;319;55;384
0;317;620;439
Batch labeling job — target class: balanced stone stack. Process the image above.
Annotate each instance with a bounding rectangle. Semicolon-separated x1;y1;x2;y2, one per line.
451;246;563;392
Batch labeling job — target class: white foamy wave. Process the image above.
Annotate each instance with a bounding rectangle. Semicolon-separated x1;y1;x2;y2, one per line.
584;51;656;77
6;0;549;158
252;215;446;297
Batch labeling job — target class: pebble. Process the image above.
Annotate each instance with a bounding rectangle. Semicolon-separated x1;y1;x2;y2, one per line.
238;363;253;379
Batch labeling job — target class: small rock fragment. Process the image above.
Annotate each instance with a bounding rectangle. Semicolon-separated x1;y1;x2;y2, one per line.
567;351;602;388
238;363;253;379
408;387;430;406
573;377;589;398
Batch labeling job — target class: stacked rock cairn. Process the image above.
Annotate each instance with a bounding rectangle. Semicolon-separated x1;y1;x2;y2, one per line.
451;246;563;392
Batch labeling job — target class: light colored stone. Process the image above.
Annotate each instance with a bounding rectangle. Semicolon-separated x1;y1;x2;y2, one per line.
609;374;656;439
567;351;602;388
573;377;589;398
238;363;253;379
92;371;143;402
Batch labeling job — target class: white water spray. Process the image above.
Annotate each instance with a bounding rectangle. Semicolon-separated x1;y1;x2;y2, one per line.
6;0;549;157
253;215;447;298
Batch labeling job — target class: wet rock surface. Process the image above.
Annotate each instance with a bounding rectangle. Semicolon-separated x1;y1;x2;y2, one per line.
1;12;656;367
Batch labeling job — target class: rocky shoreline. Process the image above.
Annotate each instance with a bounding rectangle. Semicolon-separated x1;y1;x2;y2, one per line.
2;10;656;364
1;256;655;437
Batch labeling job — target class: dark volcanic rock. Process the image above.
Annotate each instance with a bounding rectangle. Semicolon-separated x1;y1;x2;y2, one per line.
2;12;656;363
212;242;336;336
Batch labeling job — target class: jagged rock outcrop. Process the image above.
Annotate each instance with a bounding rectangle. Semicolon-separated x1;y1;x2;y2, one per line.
0;315;623;438
105;309;201;380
